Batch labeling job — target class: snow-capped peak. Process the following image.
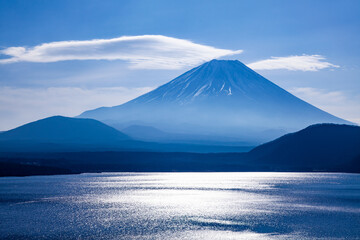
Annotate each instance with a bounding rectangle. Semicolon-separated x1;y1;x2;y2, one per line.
128;59;276;104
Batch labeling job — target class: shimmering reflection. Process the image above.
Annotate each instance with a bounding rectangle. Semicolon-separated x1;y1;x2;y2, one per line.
0;172;359;239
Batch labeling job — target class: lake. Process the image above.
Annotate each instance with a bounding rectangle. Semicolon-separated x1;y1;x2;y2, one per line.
0;172;359;239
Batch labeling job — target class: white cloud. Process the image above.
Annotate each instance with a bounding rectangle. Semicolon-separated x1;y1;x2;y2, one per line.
0;35;243;69
0;86;153;130
248;55;339;71
290;87;360;124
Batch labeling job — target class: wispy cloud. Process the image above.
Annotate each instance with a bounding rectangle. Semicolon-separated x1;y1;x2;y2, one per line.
0;35;243;69
0;86;153;130
290;87;346;103
248;55;339;71
290;87;360;124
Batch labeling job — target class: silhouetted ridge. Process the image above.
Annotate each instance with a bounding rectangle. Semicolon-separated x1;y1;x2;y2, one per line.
0;116;254;153
0;116;130;143
247;123;360;171
1;123;359;174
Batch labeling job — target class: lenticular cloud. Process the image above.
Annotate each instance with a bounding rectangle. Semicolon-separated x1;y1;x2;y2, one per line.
0;35;243;69
248;55;339;71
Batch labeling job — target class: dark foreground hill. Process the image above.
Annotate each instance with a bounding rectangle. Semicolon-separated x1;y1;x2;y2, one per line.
247;124;360;172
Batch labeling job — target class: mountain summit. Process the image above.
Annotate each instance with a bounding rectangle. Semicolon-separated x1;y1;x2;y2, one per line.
127;59;298;104
79;59;350;143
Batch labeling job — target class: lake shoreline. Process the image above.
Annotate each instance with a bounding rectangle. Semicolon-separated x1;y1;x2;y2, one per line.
1;150;359;177
1;166;359;178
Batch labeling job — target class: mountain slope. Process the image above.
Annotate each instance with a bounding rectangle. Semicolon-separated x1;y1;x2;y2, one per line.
121;125;170;141
247;124;360;171
79;59;350;142
0;116;130;144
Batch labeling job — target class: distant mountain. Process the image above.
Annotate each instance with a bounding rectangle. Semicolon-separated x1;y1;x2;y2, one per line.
247;124;360;172
0;116;133;151
0;116;252;153
79;59;350;143
0;116;130;144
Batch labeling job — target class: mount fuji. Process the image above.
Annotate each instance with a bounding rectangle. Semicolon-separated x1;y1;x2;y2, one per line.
79;60;350;143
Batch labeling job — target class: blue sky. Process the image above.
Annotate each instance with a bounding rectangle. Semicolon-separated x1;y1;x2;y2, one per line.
0;0;359;130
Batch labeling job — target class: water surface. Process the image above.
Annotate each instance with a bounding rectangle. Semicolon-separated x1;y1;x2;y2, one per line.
0;172;359;239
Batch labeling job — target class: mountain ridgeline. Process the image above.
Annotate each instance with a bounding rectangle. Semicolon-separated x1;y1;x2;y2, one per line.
0;116;252;153
0;116;132;151
0;116;130;143
79;60;349;143
0;123;359;175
